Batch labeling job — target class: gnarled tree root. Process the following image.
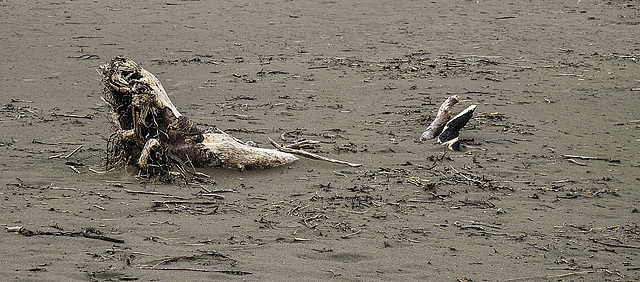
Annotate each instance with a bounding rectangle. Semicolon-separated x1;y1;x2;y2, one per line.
99;56;297;179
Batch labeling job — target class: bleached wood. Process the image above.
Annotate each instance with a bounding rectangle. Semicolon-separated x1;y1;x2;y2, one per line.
419;95;459;141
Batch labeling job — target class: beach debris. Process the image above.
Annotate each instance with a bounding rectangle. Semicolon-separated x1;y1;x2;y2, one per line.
419;95;477;151
562;154;620;163
98;56;297;179
419;95;459;141
139;250;251;275
268;137;362;167
141;267;251;275
438;105;477;151
8;226;124;243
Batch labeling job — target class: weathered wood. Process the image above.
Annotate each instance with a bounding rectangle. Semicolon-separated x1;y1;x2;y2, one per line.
99;56;297;178
203;134;297;170
419;95;459;141
438;105;477;151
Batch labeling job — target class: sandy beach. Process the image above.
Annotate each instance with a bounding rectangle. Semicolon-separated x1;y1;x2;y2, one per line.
1;0;639;280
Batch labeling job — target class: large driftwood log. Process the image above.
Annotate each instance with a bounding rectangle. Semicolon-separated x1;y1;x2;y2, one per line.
99;56;297;178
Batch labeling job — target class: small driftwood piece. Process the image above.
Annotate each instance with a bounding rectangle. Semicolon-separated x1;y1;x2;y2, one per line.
11;227;124;243
438;105;477;151
419;95;459;141
419;95;477;151
99;56;297;178
592;239;640;249
268;137;362;167
562;154;620;163
141;267;251;275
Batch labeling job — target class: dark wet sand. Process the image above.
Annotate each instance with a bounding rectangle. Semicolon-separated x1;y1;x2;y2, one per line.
1;0;639;280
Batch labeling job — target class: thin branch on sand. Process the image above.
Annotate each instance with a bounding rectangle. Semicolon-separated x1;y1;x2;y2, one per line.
268;137;361;167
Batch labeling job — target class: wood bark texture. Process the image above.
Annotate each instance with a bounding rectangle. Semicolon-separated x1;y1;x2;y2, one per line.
99;56;297;178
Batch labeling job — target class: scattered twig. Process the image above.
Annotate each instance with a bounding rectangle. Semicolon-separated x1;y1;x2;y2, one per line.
13;227;124;243
144;254;202;266
126;190;168;196
51;112;93;119
567;159;587;166
198;193;225;200
68;54;100;60
285;139;320;149
68;165;82;174
81;228;125;243
151;200;220;206
268;137;361;167
63;145;84;159
562;154;620;163
592;239;640;249
341;229;362;239
141;267;251;275
125;190;190;200
48;144;84;159
506;270;596;281
464;220;503;230
449;165;512;190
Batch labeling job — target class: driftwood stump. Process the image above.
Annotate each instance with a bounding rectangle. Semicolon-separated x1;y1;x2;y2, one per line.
99;56;297;179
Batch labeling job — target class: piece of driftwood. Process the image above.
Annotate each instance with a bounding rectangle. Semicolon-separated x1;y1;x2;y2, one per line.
419;95;459;141
438;105;477;151
419;95;477;151
268;137;362;167
99;56;297;178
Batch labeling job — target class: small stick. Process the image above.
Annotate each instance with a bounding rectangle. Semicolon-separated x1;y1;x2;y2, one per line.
449;165;478;183
285;139;320;149
567;159;587;166
51;112;93;119
208;189;238;193
592;239;640;249
268;137;361;167
126;190;189;200
506;270;595;281
199;193;225;199
449;165;512;190
341;229;362;239
465;220;503;230
562;154;620;163
142;267;251;275
48;153;66;159
15;227;124;243
88;167;111;174
31;139;54;145
82;229;125;243
68;165;82;174
152;200;220;206
126;190;167;195
143;254;201;265
63;145;84;159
